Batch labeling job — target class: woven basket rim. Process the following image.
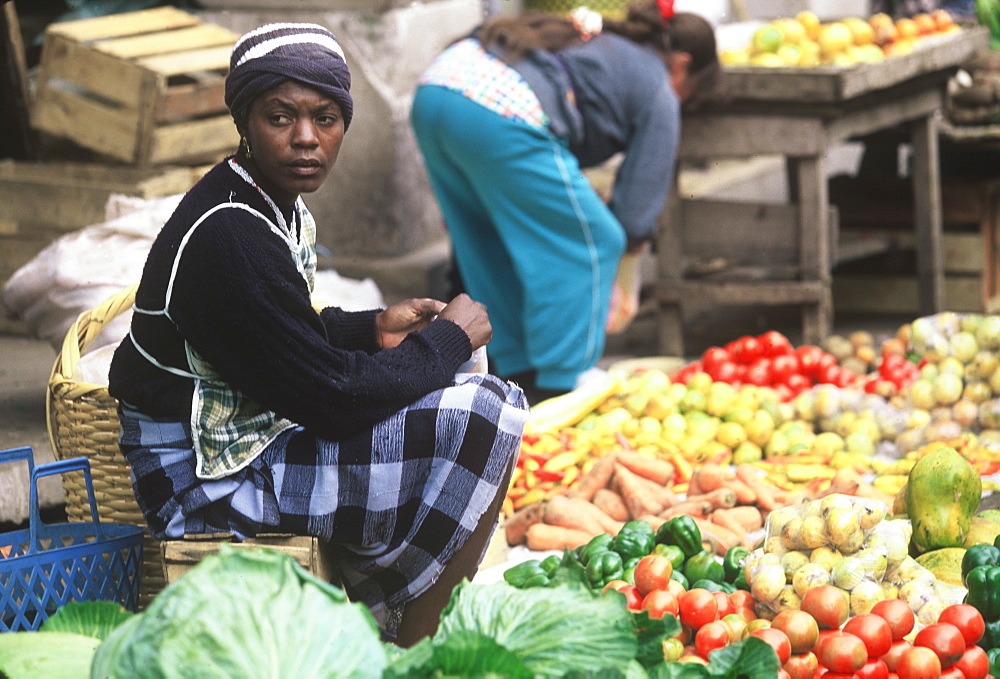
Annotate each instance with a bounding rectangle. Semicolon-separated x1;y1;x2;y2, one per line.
46;284;138;461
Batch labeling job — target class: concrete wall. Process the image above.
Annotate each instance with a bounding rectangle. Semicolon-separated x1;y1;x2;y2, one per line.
198;0;484;301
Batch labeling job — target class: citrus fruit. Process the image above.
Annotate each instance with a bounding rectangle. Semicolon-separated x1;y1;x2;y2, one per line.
752;25;784;54
774;18;806;45
914;13;936;35
843;17;875;46
796;10;821;40
818;22;853;59
896;17;919;40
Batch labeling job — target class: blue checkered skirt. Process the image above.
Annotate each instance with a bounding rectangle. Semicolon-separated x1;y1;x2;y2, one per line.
118;373;527;638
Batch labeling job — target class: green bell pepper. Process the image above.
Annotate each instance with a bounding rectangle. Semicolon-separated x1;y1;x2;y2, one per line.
670;569;689;589
610;520;656;561
503;559;552;588
988;647;1000;676
965;565;1000;621
984;618;1000;651
653;543;687;571
723;546;750;583
690;579;725;593
734;566;752;591
540;554;562;576
655;514;702;558
578;532;614;567
586;550;625;589
962;544;1000;586
684;551;725;584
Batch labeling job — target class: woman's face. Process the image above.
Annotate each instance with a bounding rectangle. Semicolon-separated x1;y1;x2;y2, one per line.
238;80;346;206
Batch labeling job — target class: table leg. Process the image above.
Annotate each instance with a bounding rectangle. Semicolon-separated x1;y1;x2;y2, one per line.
790;155;832;344
910;113;945;315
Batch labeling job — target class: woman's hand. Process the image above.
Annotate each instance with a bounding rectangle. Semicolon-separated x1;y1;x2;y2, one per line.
375;298;445;349
436;294;492;350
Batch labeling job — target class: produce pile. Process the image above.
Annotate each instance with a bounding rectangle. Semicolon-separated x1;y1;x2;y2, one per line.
719;9;962;68
498;312;1000;676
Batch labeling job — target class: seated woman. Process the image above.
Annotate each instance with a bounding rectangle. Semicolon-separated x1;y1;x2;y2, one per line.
108;22;529;646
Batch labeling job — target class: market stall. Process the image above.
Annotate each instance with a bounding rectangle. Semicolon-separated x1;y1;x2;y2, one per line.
654;24;990;357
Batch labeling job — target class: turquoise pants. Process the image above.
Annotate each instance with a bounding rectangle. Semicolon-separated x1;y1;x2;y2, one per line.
411;85;626;391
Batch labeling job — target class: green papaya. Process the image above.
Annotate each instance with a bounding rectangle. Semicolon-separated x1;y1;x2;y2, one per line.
906;446;981;554
966;516;1000;548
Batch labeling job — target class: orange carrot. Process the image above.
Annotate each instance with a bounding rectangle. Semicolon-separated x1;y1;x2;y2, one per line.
685;488;738;510
692;516;740;555
545;494;623;536
615;450;676;486
611;464;665;519
525;523;593;551
712;506;764;533
657;499;713;521
566;452;618;502
736;464;779;511
628;468;680;508
592;488;630;522
727;476;757;505
505;501;545;545
691;462;727;493
543;495;605;536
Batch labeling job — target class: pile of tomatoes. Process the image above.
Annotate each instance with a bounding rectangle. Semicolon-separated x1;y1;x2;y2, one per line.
672;331;865;402
606;554;992;678
671;330;920;402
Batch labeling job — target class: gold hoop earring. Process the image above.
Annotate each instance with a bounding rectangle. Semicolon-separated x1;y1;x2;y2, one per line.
241;136;253;158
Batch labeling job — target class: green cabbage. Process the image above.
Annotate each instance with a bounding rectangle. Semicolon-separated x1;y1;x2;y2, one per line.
90;544;387;679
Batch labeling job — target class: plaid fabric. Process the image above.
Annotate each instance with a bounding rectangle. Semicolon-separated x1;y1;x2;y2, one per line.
418;38;549;130
118;372;527;639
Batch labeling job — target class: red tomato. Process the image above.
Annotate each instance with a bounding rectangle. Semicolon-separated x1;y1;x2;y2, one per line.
914;623;966;669
729;590;754;610
745;358;771;386
777;670;791;679
642;588;679;620
783;651;819;679
711;360;738;384
953;644;990;679
666;578;686;600
795;345;824;377
663;637;685;662
759;330;793;357
770;354;798;383
701;346;731;373
751;627;793;665
695;620;732;658
785;371;812;393
801;585;850;630
871;599;916;641
897;645;942;679
618;584;644;611
818;361;843;385
602;579;630;594
883;640;914;672
634;554;674;596
678;588;719;629
844;613;893;659
815;631;868;673
771;609;820;655
939;668;965;679
936;604;985;647
856;658;890;679
733;336;763;364
713;591;736;619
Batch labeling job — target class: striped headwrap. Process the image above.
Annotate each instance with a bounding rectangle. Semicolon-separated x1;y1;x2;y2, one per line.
225;23;354;130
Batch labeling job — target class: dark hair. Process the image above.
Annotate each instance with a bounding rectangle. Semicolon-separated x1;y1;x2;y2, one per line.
477;1;720;102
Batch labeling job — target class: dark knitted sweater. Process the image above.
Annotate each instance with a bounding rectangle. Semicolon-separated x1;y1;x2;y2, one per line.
108;160;472;441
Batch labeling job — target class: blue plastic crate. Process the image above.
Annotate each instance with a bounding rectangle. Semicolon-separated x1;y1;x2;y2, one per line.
0;447;144;632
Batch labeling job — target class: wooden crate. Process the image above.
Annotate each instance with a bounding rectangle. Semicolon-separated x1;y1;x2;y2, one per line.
32;7;240;165
161;533;337;586
0;160;207;332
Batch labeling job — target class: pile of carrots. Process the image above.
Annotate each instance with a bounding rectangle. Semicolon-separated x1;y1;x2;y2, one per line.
505;449;889;556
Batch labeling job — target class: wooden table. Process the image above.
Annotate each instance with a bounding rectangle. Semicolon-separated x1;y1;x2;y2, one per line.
654;28;989;357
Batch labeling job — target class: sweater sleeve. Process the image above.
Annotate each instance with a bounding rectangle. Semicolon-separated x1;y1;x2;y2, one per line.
168;212;472;440
608;82;681;245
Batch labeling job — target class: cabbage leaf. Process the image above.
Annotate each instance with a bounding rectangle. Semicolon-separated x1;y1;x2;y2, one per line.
90;544;387;679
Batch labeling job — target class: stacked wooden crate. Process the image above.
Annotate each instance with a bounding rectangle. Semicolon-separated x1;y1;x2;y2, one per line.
2;8;240;333
31;6;239;165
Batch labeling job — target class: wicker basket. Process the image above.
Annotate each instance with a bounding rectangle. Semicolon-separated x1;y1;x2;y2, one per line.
44;284;168;609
